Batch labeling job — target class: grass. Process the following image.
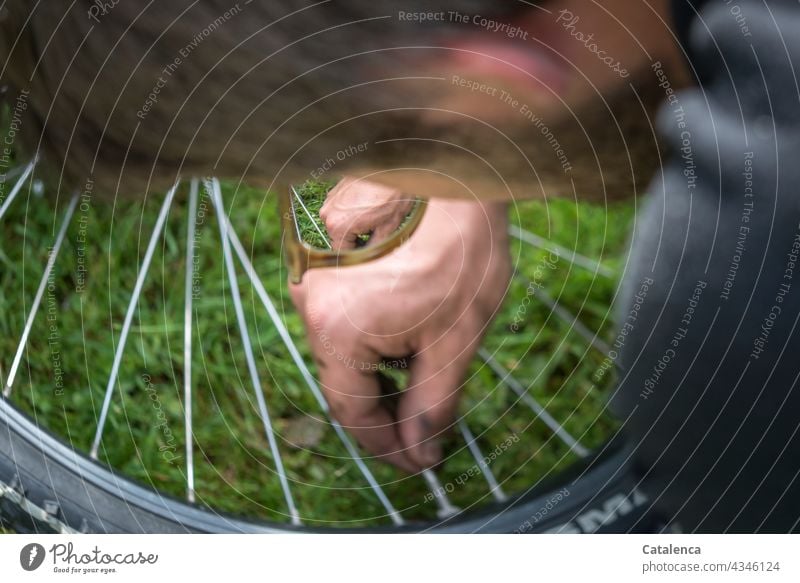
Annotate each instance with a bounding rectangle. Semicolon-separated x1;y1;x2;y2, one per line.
293;179;337;248
0;165;634;528
293;179;391;248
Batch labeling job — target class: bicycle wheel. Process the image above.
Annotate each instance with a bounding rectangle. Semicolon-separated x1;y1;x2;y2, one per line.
0;164;652;533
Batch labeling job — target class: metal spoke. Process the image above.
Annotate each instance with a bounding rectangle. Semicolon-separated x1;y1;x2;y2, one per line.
457;419;507;502
291;185;330;249
516;274;612;356
3;194;78;397
0;160;35;223
183;179;199;503
223;211;404;525
90;184;178;459
421;469;460;519
0;163;27;183
477;348;589;458
510;225;614;278
208;178;301;526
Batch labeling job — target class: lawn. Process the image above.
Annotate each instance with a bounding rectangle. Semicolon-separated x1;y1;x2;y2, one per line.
0;167;634;528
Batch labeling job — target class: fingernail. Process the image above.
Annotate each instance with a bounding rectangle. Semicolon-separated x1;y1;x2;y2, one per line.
420;439;442;467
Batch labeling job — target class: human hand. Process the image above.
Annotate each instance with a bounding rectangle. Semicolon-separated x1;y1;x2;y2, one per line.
290;199;510;472
319;176;416;251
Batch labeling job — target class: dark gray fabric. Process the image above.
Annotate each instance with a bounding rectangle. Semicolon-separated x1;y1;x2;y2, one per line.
611;0;800;531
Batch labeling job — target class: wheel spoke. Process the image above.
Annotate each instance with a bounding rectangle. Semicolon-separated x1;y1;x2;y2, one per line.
222;209;404;525
183;179;199;503
90;184;178;459
457;420;507;502
1;163;28;183
516;274;613;356
208;178;301;526
3;194;78;397
0;160;36;223
510;225;614;278
421;469;460;519
477;348;589;458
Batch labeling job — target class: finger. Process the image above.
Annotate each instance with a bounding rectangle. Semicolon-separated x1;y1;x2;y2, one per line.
326;204;412;251
398;329;480;468
319;178;359;251
315;342;419;473
320;178;411;251
291;274;418;471
369;197;416;243
323;212;375;252
332;229;366;252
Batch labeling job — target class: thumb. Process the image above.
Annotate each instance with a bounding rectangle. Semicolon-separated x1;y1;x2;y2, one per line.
287;280;307;313
398;334;477;468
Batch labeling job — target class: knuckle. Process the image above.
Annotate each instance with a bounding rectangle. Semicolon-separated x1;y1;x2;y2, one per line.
323;215;343;234
309;302;335;328
326;396;357;425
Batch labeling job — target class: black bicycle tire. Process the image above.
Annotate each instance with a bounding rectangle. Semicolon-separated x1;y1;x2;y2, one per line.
0;396;657;534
